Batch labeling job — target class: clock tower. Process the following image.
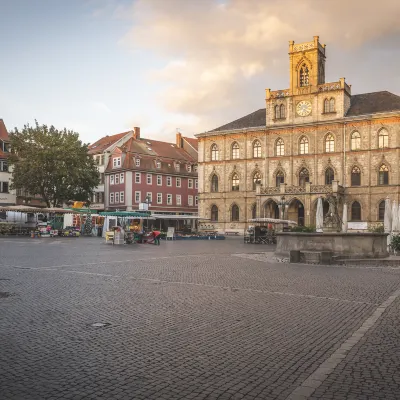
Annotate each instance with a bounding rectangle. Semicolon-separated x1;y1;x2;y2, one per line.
265;36;351;126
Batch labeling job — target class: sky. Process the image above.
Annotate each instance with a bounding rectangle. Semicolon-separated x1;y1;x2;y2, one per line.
1;0;399;144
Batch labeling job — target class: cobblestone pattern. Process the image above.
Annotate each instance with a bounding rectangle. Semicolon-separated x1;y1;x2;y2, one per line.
0;238;400;400
309;297;400;400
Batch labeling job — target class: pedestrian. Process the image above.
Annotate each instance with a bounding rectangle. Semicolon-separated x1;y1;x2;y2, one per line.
152;229;161;245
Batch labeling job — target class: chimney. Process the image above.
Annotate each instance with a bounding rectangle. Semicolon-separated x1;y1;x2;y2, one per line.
133;127;140;139
176;131;182;148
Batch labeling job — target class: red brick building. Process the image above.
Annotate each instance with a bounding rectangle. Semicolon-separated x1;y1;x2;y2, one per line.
105;129;198;215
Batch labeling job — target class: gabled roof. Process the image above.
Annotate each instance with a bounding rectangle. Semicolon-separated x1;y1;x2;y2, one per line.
88;131;130;154
183;137;198;151
0;119;9;141
210;108;266;132
121;137;196;162
346;91;400;116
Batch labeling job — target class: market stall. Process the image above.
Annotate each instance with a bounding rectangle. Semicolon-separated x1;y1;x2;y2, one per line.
245;217;297;244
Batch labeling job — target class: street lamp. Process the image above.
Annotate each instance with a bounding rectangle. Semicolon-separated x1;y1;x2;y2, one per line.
278;196;290;220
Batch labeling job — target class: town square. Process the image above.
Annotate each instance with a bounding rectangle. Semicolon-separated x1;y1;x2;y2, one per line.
1;0;400;399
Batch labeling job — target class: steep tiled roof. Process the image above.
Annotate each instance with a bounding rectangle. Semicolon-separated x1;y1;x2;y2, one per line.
210;108;266;132
183;137;198;151
88;131;130;154
121;137;196;162
0;119;9;141
346;91;400;116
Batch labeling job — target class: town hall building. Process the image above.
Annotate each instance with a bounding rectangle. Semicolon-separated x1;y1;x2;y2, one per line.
196;36;400;233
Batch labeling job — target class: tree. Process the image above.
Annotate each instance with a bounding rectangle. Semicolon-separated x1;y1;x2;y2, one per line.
9;121;99;207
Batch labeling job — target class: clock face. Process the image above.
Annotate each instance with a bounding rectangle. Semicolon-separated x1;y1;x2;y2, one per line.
296;100;312;117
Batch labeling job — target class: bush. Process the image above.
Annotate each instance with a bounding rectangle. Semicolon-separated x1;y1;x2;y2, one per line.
290;225;315;233
368;223;384;233
390;234;400;252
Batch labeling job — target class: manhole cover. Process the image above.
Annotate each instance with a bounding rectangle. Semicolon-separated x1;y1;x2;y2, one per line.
91;322;111;328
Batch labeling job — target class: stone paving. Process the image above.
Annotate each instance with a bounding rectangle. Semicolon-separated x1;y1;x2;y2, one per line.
0;237;399;400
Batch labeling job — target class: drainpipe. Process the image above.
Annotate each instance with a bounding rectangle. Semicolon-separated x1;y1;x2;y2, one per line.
343;123;346;187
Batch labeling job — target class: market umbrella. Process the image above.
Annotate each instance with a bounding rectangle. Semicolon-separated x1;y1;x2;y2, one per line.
342;203;348;233
392;200;399;233
384;197;392;250
316;197;324;233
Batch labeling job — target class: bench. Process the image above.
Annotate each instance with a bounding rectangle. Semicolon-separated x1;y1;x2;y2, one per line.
225;231;239;236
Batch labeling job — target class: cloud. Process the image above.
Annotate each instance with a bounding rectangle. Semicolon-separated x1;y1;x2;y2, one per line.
116;0;400;132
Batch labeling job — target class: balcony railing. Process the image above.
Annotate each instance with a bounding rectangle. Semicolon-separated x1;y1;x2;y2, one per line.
259;181;343;196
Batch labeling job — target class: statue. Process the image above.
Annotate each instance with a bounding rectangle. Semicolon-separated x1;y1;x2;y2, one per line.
323;194;342;232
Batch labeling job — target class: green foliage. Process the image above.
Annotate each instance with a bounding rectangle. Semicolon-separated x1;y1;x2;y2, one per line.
368;223;384;233
290;225;315;233
390;234;400;252
9;121;99;207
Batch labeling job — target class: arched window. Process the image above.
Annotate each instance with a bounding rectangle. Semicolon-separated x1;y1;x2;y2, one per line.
378;200;385;221
299;168;310;187
251;204;257;219
378;129;389;149
324;98;329;113
211;144;219;161
325;133;335;153
276;170;284;187
276;138;285;156
325;167;334;185
211;205;218;222
329;98;335;112
275;105;280;119
351;201;361;221
378;164;389;185
351;131;361;150
231;142;239;159
211;174;219;192
299;136;309;154
351;166;361;186
253;140;261;158
280;104;286;119
299;64;309;87
231;204;239;222
252;172;262;190
231;173;239;191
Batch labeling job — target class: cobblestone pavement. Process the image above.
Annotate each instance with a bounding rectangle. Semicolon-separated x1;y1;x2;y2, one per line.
0;237;399;400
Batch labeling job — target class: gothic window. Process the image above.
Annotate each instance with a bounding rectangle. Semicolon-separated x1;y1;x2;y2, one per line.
253;172;262;190
378;164;389;185
253;140;261;158
299;136;309;154
325;133;335;153
351;201;361;221
378;129;389;149
299;168;310;187
231;142;239;159
378;200;385;221
211;174;219;192
231;173;239;191
324;98;329;113
251;203;257;219
351;166;361;186
325;167;334;185
351;131;361;150
299;64;309;87
211;205;218;222
275;105;280;119
276;170;284;187
280;104;286;119
276;138;285;156
329;98;335;112
211;144;219;161
231;204;240;222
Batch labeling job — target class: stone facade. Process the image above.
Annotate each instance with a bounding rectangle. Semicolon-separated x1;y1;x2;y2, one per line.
196;36;400;233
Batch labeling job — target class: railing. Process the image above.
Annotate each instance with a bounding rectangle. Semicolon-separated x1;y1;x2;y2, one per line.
260;187;280;195
318;82;341;92
310;185;332;193
270;89;291;98
258;183;344;196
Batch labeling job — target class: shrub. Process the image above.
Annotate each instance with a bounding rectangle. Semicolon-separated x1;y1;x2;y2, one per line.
390;234;400;252
290;225;315;233
368;223;384;233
